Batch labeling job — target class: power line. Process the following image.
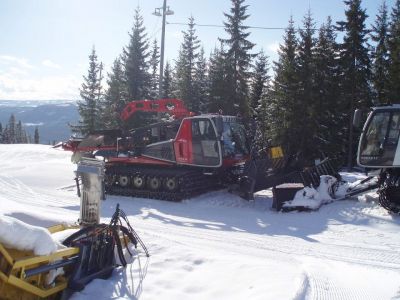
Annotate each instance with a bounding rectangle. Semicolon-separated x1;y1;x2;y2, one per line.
167;21;286;30
166;21;350;32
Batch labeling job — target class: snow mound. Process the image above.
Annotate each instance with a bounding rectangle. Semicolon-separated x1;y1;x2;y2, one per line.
0;216;59;255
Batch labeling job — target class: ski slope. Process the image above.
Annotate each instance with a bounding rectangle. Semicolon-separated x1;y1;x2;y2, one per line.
0;144;400;300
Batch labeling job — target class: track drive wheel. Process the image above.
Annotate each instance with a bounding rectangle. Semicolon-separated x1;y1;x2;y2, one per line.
132;174;145;189
164;177;178;191
147;176;162;191
118;175;130;187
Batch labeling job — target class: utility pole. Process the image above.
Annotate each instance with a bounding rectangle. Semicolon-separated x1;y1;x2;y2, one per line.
153;0;174;98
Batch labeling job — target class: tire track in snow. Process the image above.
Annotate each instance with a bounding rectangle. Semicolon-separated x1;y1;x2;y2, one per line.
0;175;75;208
132;219;400;271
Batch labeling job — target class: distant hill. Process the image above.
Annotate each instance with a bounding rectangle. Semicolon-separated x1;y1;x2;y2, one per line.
0;100;79;144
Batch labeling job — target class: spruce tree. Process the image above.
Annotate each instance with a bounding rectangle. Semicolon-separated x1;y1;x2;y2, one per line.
208;45;230;113
34;127;39;144
296;11;318;161
249;50;270;116
149;39;160;99
2;126;9;144
314;17;343;158
250;51;271;149
72;47;103;135
123;8;150;100
102;58;127;129
15;120;23;143
219;0;255;117
337;0;372;168
175;16;200;111
269;17;299;152
7;114;16;144
162;61;173;98
387;0;400;103
371;1;390;104
193;47;209;113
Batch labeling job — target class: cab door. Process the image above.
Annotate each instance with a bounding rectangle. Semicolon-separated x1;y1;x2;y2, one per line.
174;117;222;167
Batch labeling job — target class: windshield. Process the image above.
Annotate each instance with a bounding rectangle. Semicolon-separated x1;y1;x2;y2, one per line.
221;121;249;158
359;110;400;166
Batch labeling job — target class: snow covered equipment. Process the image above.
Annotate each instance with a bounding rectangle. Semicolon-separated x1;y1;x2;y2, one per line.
355;105;400;213
272;183;304;211
237;147;341;201
75;158;105;225
0;158;148;299
0;221;80;300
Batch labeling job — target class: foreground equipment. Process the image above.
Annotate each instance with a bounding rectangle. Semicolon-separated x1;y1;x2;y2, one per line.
0;158;148;299
355;105;400;213
61;98;339;202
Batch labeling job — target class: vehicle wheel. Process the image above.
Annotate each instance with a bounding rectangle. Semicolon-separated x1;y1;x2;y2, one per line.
164;177;178;191
147;177;161;190
132;174;145;189
118;176;130;187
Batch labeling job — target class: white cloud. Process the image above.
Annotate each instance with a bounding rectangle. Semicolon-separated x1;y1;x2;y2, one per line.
0;55;79;100
0;55;34;69
0;73;80;100
42;59;61;69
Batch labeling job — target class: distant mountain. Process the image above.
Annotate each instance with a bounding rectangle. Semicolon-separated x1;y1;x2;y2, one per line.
0;100;79;144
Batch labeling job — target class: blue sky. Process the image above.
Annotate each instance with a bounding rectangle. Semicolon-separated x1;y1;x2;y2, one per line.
0;0;394;100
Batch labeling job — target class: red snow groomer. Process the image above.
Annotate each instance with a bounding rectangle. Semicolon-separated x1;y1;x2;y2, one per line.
60;98;338;201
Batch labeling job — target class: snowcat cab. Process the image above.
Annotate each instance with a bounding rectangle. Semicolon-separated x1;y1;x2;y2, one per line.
356;105;400;213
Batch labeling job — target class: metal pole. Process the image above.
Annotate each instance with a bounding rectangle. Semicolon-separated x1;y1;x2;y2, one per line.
159;0;167;98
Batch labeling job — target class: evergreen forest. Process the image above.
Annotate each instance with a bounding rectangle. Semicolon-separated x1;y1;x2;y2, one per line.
74;0;400;167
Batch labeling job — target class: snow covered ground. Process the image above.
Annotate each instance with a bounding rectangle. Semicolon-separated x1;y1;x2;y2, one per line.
1;144;400;300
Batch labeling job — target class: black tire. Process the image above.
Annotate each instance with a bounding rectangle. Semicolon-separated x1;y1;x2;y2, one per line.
118;175;130;187
164;177;178;191
147;177;161;190
132;174;145;189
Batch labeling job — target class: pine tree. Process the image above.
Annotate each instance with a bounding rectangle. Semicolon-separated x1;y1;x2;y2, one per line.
72;47;104;135
249;50;270;116
314;17;343;158
371;1;390;104
34;127;39;144
193;47;209;113
175;16;200;111
269;17;299;152
102;58;127;129
337;0;372;168
149;39;160;99
123;8;150;100
387;0;400;103
219;0;255;117
162;61;173;98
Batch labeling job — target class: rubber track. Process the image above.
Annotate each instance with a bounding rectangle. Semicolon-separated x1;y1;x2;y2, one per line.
105;165;219;201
